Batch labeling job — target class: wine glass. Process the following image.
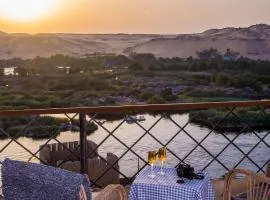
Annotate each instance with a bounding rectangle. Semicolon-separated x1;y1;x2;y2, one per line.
148;151;157;178
158;147;166;175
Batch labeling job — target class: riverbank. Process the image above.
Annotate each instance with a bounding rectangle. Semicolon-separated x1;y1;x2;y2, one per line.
189;109;270;133
1;108;269;140
0;116;98;139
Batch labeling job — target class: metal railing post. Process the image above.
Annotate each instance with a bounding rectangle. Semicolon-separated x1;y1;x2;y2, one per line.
79;113;88;174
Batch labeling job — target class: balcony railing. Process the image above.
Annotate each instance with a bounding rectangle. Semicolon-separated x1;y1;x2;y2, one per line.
0;100;269;188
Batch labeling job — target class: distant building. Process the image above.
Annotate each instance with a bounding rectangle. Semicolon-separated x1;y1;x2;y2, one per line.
4;67;16;76
223;48;239;61
223;55;235;61
56;66;70;74
93;69;113;74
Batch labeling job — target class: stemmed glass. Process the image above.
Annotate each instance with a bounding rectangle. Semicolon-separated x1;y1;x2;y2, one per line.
148;151;157;178
158;147;166;175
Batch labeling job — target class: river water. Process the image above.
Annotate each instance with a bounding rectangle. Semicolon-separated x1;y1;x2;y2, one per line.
0;114;269;179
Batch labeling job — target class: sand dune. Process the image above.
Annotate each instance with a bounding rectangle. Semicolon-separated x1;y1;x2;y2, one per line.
0;24;269;60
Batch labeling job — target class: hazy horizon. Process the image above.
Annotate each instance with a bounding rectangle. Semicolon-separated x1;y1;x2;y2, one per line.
0;0;270;34
1;23;270;35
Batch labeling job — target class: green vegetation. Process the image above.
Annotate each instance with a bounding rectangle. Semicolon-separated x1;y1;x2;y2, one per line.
190;108;270;133
0;116;98;139
1;52;270;134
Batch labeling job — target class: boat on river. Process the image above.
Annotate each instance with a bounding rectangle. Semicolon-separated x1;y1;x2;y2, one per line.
125;115;146;124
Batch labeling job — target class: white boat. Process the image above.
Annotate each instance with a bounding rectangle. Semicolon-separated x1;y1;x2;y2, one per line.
125;115;146;124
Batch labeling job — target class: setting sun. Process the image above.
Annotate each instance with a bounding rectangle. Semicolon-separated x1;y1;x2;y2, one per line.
0;0;56;22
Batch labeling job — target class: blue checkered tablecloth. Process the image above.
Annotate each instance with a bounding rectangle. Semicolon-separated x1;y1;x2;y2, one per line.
129;166;215;200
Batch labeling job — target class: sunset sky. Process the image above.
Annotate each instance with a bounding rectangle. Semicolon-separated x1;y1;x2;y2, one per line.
0;0;270;34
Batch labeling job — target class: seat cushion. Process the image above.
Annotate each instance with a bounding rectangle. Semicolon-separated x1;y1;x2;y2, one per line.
2;158;92;200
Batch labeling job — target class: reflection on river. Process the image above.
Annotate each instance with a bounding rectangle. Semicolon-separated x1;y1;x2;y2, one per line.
0;114;269;179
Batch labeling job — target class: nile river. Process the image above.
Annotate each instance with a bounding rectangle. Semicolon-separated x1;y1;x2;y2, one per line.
0;114;269;179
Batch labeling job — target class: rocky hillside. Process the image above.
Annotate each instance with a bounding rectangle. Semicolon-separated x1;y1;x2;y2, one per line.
131;24;270;60
0;24;270;60
0;33;162;59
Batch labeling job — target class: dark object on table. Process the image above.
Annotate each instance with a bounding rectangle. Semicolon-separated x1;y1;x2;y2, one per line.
176;163;204;180
176;179;185;184
177;163;194;179
194;173;204;180
2;158;92;200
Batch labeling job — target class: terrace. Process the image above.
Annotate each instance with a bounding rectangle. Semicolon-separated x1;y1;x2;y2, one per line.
0;100;269;199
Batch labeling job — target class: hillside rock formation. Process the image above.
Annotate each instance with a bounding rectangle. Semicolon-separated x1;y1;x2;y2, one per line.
0;24;269;60
131;24;270;60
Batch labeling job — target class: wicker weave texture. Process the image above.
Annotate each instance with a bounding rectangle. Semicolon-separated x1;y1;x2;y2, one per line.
223;168;270;200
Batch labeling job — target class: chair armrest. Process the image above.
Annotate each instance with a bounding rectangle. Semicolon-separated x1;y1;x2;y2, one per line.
94;184;127;200
79;185;87;200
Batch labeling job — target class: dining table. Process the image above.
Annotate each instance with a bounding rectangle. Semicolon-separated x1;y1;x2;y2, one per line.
129;166;215;200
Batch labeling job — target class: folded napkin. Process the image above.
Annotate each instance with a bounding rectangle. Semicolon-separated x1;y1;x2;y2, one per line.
2;158;92;200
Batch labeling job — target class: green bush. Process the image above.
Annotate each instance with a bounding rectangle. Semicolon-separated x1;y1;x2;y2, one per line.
190;109;270;132
86;122;98;135
147;95;165;104
0;116;98;139
5;125;60;139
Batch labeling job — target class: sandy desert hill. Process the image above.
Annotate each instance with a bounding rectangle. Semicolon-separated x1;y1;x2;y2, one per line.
0;24;270;60
131;24;270;60
0;33;164;59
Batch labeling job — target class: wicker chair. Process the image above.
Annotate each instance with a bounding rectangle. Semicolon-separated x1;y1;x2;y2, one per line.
223;169;270;200
80;184;127;200
94;184;128;200
79;185;88;200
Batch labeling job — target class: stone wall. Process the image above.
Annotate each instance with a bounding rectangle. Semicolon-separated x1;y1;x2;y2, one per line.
59;153;120;187
39;140;98;166
39;140;119;187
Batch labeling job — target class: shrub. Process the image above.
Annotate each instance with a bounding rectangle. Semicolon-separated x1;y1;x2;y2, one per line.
147;95;165;104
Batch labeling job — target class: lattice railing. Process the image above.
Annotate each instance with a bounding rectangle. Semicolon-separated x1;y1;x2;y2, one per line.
0;100;269;188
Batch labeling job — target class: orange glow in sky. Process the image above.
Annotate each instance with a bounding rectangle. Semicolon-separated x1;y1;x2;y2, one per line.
0;0;269;34
0;0;57;22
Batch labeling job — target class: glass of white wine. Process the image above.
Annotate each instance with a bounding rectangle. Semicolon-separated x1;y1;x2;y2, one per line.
148;151;157;178
158;147;166;175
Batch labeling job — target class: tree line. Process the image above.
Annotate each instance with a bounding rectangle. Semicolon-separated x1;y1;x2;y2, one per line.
0;50;270;78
